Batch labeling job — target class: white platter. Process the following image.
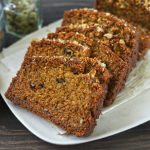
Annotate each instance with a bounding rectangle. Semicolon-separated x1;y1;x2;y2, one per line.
0;20;150;145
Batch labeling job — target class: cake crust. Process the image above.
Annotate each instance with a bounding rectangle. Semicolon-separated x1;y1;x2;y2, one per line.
25;38;91;58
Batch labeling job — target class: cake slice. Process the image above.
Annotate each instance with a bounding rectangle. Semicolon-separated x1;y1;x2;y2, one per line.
61;8;140;71
96;0;150;59
51;31;128;106
96;0;150;30
5;56;111;137
47;31;93;48
25;38;91;58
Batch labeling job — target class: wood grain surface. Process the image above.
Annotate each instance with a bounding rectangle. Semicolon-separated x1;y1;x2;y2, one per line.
0;0;150;149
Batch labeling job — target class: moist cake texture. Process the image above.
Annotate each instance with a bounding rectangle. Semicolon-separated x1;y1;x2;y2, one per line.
5;7;144;136
96;0;150;30
52;30;129;106
5;56;111;137
96;0;150;59
61;8;140;70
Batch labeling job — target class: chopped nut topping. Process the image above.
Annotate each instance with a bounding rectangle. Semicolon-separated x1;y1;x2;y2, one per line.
44;108;48;112
124;23;127;27
81;24;88;28
72;40;79;45
83;8;98;12
105;12;111;16
80;118;83;125
97;27;104;32
89;69;96;78
119;39;125;45
104;33;113;39
46;38;65;44
98;61;106;68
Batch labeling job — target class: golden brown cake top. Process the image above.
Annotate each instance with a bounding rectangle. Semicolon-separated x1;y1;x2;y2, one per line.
106;0;150;11
25;38;91;58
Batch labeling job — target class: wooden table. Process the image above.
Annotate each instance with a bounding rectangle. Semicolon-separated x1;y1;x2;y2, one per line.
0;0;150;149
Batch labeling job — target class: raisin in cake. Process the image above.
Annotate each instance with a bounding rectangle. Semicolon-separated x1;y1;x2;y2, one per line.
5;56;111;137
96;0;150;30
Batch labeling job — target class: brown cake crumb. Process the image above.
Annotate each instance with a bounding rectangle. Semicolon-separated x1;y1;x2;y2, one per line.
96;0;150;30
53;30;128;106
61;8;140;71
96;0;150;59
5;56;111;137
5;7;144;136
47;32;93;48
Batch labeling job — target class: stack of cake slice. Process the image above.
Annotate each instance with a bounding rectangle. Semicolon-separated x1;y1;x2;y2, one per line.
96;0;150;59
47;32;128;106
60;8;140;71
6;8;145;136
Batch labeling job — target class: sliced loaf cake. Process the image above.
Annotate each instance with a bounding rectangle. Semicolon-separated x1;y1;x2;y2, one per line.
96;0;150;59
61;8;140;71
5;56;111;136
49;31;128;106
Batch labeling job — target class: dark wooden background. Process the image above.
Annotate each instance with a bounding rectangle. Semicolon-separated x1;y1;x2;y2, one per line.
0;0;150;149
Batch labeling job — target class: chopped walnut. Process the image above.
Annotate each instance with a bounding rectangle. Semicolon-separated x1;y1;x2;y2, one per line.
119;39;125;45
104;33;113;39
80;118;83;125
97;27;104;32
88;69;96;78
98;61;106;68
105;12;111;16
56;78;65;84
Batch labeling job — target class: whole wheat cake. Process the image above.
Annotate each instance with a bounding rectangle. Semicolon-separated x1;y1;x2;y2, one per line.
61;8;140;71
48;31;128;106
96;0;150;30
5;56;111;137
134;26;150;59
47;31;93;48
25;38;91;58
96;0;150;59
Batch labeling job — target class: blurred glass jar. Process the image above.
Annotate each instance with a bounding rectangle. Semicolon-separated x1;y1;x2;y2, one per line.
3;0;42;38
0;2;4;52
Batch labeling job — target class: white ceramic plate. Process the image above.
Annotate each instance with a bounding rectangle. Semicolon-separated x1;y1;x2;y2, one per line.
0;20;150;145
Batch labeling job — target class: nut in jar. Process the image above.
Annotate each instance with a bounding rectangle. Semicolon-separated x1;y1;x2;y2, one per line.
4;0;42;38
